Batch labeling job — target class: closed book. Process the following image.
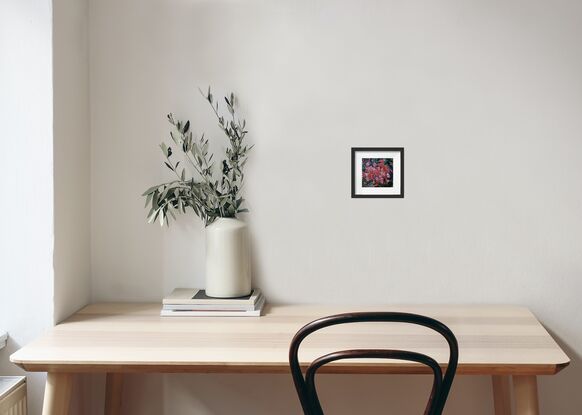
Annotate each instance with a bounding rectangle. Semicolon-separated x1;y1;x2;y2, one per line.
162;294;263;312
163;288;262;306
161;297;265;317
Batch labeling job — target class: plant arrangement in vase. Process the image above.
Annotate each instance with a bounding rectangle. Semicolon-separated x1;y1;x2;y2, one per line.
143;88;252;227
143;88;253;298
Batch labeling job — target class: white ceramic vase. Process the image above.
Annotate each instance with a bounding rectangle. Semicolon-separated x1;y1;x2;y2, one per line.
205;217;251;298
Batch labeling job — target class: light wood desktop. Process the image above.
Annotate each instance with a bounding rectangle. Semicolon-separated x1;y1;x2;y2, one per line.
11;303;569;415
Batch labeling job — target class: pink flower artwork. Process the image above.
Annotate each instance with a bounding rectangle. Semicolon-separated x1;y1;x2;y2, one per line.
362;158;393;188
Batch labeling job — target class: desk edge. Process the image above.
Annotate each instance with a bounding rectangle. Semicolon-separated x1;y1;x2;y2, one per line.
11;360;570;376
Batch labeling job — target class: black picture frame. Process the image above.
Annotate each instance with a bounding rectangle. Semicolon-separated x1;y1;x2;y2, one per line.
351;147;404;198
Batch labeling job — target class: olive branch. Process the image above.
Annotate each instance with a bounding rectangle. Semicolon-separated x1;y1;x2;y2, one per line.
143;88;252;227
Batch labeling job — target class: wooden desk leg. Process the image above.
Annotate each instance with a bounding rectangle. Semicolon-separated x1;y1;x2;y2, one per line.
492;375;512;415
513;375;540;415
42;373;73;415
105;373;124;415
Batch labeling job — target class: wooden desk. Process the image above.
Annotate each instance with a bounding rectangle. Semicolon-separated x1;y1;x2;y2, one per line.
11;304;569;415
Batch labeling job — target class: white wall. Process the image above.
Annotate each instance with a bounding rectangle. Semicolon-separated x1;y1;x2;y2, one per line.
0;1;54;414
52;2;92;412
52;2;92;413
53;0;91;324
0;2;91;414
88;0;582;414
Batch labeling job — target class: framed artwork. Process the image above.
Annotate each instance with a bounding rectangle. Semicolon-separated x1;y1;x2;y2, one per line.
351;147;404;198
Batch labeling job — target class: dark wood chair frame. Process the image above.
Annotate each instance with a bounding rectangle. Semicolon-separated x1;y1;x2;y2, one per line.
288;312;459;415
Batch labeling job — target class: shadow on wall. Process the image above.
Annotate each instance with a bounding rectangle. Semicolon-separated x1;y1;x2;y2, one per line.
540;331;581;414
79;374;164;415
114;373;492;415
0;337;21;372
249;229;266;296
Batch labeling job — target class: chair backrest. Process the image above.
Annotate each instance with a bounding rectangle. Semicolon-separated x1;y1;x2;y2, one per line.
288;312;459;415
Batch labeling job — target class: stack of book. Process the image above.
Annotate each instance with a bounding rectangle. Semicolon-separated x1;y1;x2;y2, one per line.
161;288;265;317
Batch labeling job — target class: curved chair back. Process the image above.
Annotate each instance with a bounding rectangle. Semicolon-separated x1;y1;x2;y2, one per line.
288;312;458;415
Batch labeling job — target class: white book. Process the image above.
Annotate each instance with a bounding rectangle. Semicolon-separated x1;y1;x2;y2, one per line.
163;288;262;306
161;297;265;317
162;295;263;312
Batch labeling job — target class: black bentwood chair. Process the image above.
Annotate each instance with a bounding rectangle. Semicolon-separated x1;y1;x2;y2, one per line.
288;312;459;415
